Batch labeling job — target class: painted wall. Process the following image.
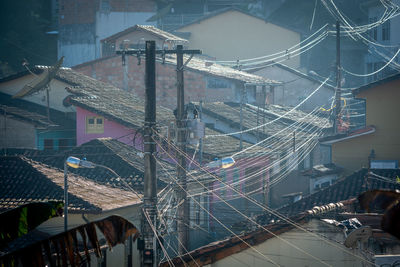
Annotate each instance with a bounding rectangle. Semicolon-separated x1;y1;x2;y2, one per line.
74;56;239;109
0;116;36;149
252;65;334;112
0;76;76;113
36;129;76;150
205;219;366;267
209;156;270;239
76;107;141;147
332;79;400;173
177;10;300;68
58;0;156;67
365;1;400;82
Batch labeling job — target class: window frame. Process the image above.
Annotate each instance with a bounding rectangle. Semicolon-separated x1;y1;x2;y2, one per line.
85;116;105;134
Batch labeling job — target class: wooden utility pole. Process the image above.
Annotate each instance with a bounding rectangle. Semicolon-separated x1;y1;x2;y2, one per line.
117;43;201;259
143;40;157;267
175;44;189;254
175;45;201;254
334;20;341;134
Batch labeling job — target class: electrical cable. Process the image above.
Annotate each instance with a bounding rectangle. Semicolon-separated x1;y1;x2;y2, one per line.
205;77;330;139
154;133;376;266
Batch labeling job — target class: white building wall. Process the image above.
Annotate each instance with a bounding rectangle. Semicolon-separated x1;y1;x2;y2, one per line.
95;11;156;58
365;1;400;82
59;43;97;67
0;76;76;113
252;65;334;112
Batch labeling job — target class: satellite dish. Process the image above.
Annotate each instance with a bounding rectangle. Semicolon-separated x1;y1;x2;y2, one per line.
13;56;64;99
344;226;372;248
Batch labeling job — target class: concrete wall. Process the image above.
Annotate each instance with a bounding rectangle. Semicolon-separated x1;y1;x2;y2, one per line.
0;117;36;149
206;219;365;267
252;65;334;112
0;76;76;113
332;79;400;173
58;0;156;66
74;56;239;109
177;10;300;68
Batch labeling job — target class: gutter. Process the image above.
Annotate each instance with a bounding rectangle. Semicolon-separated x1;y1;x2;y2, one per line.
320;126;375;145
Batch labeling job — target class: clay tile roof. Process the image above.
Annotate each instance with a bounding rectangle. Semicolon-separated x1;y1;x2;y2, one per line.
101;24;188;43
163;55;277;85
270;168;400;220
0;104;56;128
8;138;172;191
301;163;343;177
0;156;141;213
190;102;330;149
60;70;174;129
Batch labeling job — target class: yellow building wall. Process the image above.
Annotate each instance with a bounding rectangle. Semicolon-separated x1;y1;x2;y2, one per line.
177;10;300;68
206;220;365;267
332;79;400;173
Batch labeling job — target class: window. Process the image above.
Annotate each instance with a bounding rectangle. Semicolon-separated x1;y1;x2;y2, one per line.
244;167;259;194
321;181;330;188
233;168;240;193
382;20;390;41
44;139;54;150
194;196;201;225
207;77;231;89
219;169;226;197
368;17;377;40
58;139;69;150
86;116;104;134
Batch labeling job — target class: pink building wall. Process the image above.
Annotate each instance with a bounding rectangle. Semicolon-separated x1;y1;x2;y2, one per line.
210;156;270;201
76;106;143;149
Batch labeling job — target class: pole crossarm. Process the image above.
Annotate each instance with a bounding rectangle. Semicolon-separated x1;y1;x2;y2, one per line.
116;49;202;55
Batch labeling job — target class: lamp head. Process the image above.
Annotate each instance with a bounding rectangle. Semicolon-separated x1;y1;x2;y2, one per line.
66;156;81;169
66;156;96;169
221;157;235;169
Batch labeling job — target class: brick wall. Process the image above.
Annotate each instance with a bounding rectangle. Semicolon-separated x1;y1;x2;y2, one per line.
59;0;97;25
74;55;238;109
59;0;156;25
110;0;156;12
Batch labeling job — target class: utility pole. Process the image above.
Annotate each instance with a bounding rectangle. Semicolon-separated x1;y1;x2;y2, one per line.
334;20;341;134
199;100;203;165
143;41;157;267
176;44;189;255
117;43;201;258
175;45;201;254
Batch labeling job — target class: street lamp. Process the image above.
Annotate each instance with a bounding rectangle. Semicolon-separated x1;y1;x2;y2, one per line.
205;156;235;169
63;156;137;231
64;156;96;231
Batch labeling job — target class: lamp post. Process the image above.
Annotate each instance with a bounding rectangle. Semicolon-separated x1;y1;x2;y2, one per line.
64;156;96;231
63;156;137;232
